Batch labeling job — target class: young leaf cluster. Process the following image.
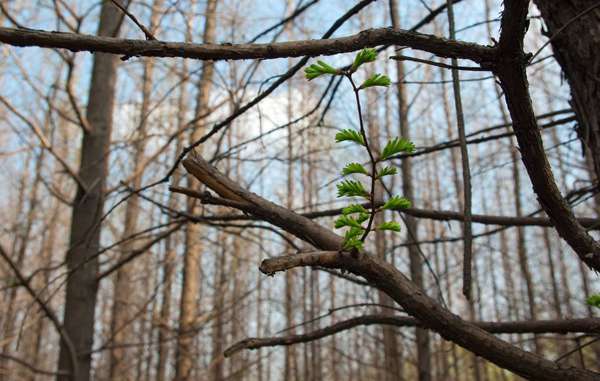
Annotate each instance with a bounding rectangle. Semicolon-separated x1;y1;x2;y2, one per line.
335;129;365;145
381;137;415;160
304;60;339;80
351;48;377;72
359;73;392;90
304;48;415;250
336;179;369;198
587;294;600;309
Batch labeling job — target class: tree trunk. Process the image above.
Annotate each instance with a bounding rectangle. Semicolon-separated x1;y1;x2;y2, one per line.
156;48;190;381
210;239;227;381
1;142;44;379
533;0;600;182
175;0;217;379
284;21;299;377
109;3;161;378
56;2;123;380
389;1;431;380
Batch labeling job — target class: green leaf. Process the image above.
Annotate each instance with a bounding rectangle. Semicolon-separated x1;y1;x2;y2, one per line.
377;221;401;232
383;195;411;210
334;215;363;229
351;48;378;72
335;129;365;146
342;162;368;176
359;73;391;90
380;137;415;160
344;226;364;240
342;204;369;215
336;179;369;198
377;166;397;178
356;212;370;224
304;60;339;80
343;237;364;250
343;227;364;250
587;294;600;308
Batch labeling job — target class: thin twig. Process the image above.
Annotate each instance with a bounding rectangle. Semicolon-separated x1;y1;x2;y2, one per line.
109;0;156;40
391;54;489;71
447;0;473;300
0;353;68;377
0;244;78;379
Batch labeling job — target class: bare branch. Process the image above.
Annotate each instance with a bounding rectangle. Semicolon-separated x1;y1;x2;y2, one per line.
109;0;157;40
391;54;489;71
0;26;496;64
225;314;600;357
0;95;87;191
0;244;78;379
0;353;68;377
495;0;600;271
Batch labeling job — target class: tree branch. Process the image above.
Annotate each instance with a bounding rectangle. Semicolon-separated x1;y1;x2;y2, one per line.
495;0;600;271
225;314;600;357
176;153;599;380
202;200;600;231
0;244;78;379
0;26;496;64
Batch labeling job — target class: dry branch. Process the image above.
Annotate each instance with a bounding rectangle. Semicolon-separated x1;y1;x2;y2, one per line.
0;26;496;64
495;0;600;271
225;314;600;357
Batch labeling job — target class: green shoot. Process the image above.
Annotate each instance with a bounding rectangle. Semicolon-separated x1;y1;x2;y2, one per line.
304;60;339;80
359;73;391;89
305;48;415;250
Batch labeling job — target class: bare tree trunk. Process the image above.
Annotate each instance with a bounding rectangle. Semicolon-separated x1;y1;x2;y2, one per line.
26;167;59;381
256;259;264;381
284;22;299;378
175;1;217;379
156;58;188;381
109;3;161;378
57;2;123;379
389;2;430;380
429;152;449;381
210;239;227;381
0;145;44;378
155;224;177;381
135;256;155;381
533;0;600;181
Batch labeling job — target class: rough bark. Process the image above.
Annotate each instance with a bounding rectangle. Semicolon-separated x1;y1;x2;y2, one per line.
534;0;600;363
533;0;600;182
56;2;123;380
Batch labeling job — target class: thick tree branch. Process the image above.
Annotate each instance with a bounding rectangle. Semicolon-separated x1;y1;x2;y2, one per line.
176;153;599;380
0;26;496;64
495;0;600;271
